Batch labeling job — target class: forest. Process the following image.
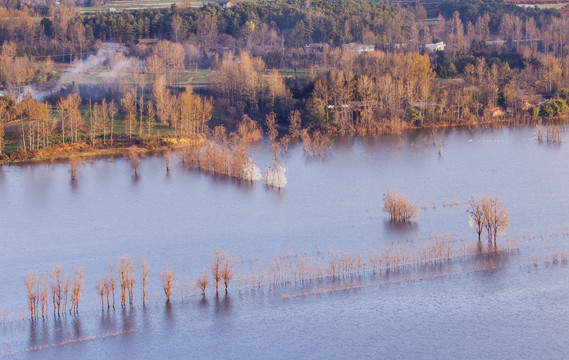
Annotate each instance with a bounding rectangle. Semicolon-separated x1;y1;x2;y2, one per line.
0;0;569;163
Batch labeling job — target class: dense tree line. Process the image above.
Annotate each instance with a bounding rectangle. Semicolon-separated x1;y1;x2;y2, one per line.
81;0;410;46
0;0;411;59
440;0;560;34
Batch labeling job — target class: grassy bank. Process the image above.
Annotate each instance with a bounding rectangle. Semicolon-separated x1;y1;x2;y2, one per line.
0;134;206;165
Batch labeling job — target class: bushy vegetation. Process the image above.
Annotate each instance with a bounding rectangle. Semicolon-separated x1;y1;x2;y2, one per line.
382;189;418;223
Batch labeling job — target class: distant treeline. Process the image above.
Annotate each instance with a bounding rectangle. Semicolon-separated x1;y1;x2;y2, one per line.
440;0;561;33
79;0;410;46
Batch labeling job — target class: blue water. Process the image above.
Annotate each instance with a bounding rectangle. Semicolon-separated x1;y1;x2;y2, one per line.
1;125;568;358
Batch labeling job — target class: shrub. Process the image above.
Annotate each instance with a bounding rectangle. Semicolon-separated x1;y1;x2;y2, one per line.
540;98;569;117
382;190;418;222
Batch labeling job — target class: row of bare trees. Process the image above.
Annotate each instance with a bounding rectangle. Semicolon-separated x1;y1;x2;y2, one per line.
24;266;84;319
2;77;215;153
27;250;238;319
24;230;527;320
4;93;118;152
211;52;289;112
92;251;238;310
151;75;214;137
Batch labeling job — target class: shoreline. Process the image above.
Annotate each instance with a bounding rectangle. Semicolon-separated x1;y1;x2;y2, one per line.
0;134;206;166
0;115;561;166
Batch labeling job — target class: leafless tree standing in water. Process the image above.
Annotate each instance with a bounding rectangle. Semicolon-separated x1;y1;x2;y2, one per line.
160;267;175;303
127;148;141;176
141;259;150;305
95;277;105;310
70;267;84;314
24;273;37;319
164;149;171;172
221;252;237;293
51;265;62;316
118;256;136;307
212;249;222;295
197;270;209;296
109;261;115;308
467;196;486;243
382;189;418;222
483;197;510;248
69;156;84;181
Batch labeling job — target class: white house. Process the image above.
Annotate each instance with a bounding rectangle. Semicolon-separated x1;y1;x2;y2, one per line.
425;42;445;52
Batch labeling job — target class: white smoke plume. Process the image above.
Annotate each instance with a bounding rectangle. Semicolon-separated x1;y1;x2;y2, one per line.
31;43;133;101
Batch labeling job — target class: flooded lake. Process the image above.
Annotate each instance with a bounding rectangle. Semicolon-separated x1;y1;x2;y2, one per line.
1;125;569;359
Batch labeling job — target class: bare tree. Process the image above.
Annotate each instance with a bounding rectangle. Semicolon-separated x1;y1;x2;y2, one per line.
108;100;117;145
51;265;62;316
288;110;302;139
39;274;48;318
221;252;237;293
25;272;38;319
265;111;278;142
127;148;141;176
467;196;486;243
141;259;150;305
197;270;209;296
118;256;135;307
70;267;84;314
171;14;185;43
484;197;510;247
62;273;69;313
160;267;175;303
211;249;222;295
68;156;84;181
122;90;137;139
164;149;172;172
109;261;115;308
95;277;105;310
264;160;287;188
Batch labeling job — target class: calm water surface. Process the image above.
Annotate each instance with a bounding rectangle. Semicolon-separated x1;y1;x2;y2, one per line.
1;126;568;359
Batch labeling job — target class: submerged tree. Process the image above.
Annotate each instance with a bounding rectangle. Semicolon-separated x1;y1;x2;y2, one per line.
24;272;38;319
197;270;209;296
164;149;172;172
211;249;222;295
68;156;84;181
118;256;136;307
382;189;418;222
264;160;287;188
50;265;62;316
160;267;175;303
221;252;237;293
127;148;141;176
467;196;486;243
70;267;84;314
95;276;105;310
483;197;510;247
141;259;150;305
468;196;510;249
